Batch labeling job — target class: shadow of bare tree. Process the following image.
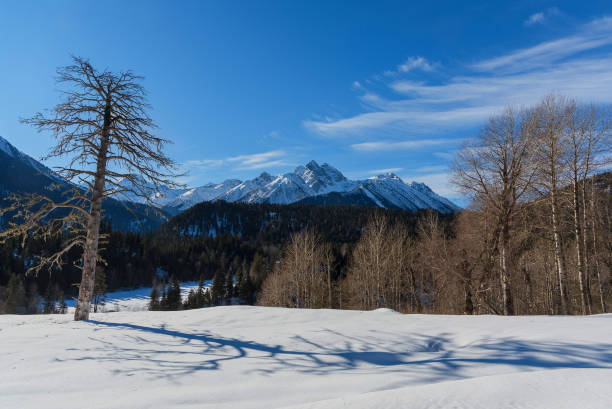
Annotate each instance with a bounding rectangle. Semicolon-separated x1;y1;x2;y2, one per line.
58;319;612;383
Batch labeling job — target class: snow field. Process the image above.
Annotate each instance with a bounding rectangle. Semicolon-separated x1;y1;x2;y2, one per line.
1;307;611;409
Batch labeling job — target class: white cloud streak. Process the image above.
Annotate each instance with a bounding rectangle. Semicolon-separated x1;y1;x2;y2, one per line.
305;17;612;138
185;150;290;172
524;12;545;26
367;167;403;175
475;17;612;73
351;138;456;152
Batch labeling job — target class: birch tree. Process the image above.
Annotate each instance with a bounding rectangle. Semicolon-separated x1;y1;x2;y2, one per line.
452;107;536;315
532;95;572;314
0;56;180;320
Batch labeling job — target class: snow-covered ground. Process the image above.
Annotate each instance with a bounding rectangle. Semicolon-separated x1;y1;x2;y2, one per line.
1;307;611;409
63;280;210;313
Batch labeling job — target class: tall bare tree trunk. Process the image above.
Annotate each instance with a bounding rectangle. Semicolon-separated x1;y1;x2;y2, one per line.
550;187;569;314
500;222;513;315
572;178;589;315
74;99;111;321
590;185;606;313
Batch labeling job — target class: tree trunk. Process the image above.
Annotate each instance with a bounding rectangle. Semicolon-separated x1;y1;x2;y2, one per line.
572;178;589;315
590;185;606;313
74;98;111;321
581;180;593;314
499;222;513;315
550;188;569;314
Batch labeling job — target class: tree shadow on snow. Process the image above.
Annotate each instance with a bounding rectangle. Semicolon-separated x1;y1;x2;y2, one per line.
59;319;612;382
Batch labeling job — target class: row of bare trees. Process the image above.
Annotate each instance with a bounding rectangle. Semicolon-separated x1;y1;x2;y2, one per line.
454;95;610;315
259;95;611;315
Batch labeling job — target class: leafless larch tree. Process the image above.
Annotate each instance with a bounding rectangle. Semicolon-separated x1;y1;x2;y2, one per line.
0;56;181;320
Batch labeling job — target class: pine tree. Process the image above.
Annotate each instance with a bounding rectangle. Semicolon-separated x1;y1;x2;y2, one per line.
249;252;266;287
211;269;226;306
195;276;206;308
5;274;26;314
238;268;255;305
43;281;57;314
58;292;67;314
225;269;234;304
166;276;182;310
184;289;197;309
149;282;160;311
93;266;108;313
160;282;168;310
203;288;212;306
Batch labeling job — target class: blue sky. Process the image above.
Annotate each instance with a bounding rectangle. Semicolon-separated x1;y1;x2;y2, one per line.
1;1;612;201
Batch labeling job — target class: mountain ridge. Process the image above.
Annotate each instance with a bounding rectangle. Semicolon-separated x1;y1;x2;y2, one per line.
0;135;166;231
0;135;459;217
160;160;459;213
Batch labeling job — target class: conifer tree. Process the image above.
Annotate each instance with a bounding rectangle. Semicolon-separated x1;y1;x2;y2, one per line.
149;282;160;311
58;292;67;314
5;274;26;314
225;269;234;304
43;281;57;314
93;266;107;313
184;289;197;309
238;267;255;304
195;276;206;308
160;283;168;310
166;276;181;310
211;269;226;306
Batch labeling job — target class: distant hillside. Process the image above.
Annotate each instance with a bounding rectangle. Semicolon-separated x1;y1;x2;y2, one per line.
0;135;166;231
161;199;453;245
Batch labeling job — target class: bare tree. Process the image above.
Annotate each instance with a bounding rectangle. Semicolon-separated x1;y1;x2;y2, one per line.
531;95;573;314
258;228;329;309
452;107;536;315
0;57;181;320
344;215;415;312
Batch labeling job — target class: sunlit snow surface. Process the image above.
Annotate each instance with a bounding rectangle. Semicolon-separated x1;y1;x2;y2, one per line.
62;281;209;313
1;307;611;409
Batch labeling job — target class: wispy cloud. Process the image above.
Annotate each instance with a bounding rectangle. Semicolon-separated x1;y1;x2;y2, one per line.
184;149;290;174
475;17;612;72
524;7;561;27
398;56;434;73
184;159;224;168
351;138;455;152
305;17;612;137
227;150;288;170
524;12;545;26
368;167;403;175
411;164;449;173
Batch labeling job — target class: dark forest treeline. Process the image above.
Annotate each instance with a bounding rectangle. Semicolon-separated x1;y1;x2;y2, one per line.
0;171;610;315
0;202;448;313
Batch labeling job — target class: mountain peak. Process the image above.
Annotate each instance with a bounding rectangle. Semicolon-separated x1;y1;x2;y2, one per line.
0;135;22;159
305;159;321;169
369;172;402;182
258;172;273;180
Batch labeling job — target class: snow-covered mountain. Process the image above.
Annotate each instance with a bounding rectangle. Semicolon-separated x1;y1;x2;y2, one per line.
160;160;459;213
1;134;458;214
165;179;242;209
